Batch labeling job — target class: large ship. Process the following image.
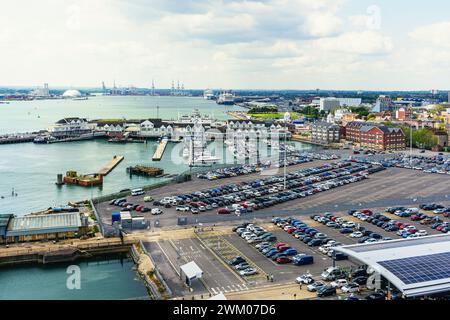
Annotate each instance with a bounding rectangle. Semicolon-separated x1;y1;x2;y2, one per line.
203;89;215;100
216;92;235;105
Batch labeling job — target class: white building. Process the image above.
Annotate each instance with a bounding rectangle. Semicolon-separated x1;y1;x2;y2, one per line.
337;98;362;107
139;120;173;138
319;98;340;111
334;108;352;122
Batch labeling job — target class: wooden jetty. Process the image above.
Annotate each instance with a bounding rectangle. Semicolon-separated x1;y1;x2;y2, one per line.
152;139;168;161
97;155;124;176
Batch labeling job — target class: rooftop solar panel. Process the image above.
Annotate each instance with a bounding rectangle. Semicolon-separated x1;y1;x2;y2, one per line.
378;252;450;285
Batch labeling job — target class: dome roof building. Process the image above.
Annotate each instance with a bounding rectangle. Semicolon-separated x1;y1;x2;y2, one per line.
62;89;82;98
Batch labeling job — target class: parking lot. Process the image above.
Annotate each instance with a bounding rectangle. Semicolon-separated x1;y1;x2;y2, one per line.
143;237;250;297
95;159;332;226
96;164;450;232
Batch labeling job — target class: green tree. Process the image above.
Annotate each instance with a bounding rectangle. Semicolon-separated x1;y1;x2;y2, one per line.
402;127;438;149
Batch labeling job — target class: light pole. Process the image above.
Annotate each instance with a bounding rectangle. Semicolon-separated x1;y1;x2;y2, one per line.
410;125;413;167
284;125;287;190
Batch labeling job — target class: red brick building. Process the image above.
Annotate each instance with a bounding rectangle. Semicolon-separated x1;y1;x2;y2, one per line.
344;121;406;150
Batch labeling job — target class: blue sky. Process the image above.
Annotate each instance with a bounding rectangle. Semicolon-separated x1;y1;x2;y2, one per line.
0;0;449;90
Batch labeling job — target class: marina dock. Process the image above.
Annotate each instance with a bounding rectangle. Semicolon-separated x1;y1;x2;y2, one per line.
0;133;38;144
152;139;168;161
97;156;125;176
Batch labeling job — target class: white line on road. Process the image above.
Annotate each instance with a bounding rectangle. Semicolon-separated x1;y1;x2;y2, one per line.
211;287;218;295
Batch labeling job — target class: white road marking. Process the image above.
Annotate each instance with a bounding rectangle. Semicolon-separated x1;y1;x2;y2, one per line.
211;287;218;295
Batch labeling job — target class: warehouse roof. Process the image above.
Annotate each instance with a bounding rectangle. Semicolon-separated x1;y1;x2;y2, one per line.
0;214;13;228
334;234;450;297
7;212;82;236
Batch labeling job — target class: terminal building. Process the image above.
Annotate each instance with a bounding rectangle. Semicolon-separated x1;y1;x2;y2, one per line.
334;234;450;299
0;212;86;244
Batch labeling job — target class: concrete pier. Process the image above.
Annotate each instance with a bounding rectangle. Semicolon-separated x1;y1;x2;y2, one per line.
97;155;124;176
152;139;168;161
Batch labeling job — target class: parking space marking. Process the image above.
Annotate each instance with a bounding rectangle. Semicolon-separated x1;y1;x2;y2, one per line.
211;287;218;295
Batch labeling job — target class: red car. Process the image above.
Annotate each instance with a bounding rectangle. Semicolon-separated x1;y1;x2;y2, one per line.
287;228;296;234
135;205;143;212
217;208;231;214
275;242;286;249
399;223;411;230
436;224;448;232
276;257;292;264
278;245;290;252
407;228;418;234
361;209;373;215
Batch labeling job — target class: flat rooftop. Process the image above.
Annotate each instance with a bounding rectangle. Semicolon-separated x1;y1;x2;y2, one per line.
7;212;82;236
334;234;450;297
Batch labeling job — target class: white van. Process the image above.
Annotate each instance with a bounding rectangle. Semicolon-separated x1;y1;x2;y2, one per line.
131;188;145;196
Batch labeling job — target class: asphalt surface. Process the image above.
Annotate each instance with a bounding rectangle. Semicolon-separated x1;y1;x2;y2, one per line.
96;165;450;231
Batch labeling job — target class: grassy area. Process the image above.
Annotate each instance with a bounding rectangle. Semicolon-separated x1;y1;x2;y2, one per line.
249;112;300;120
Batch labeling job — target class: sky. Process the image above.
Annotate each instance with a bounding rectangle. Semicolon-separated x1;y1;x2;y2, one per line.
1;0;450;91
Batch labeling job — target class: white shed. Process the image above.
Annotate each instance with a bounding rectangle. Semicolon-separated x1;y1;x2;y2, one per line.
180;261;203;286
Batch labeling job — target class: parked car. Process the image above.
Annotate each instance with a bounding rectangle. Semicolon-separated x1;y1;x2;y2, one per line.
295;274;314;284
341;283;360;293
317;286;337;297
151;208;163;215
307;281;326;292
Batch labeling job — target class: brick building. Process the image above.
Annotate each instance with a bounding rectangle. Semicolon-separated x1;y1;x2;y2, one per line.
344;121;406;150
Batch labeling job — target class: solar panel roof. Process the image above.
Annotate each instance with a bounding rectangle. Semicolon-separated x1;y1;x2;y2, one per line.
334;234;450;297
378;252;450;285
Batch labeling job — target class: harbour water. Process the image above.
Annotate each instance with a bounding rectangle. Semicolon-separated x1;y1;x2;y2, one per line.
0;255;149;300
0;96;312;216
0;95;313;300
0;95;241;134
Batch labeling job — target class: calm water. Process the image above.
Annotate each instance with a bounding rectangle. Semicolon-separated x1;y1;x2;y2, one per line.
0;96;312;216
0;95;242;134
0;255;149;300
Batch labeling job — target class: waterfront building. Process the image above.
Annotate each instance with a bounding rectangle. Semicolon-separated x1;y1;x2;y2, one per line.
319;97;340;112
50;118;93;139
139;119;173;138
29;83;50;98
0;214;13;242
310;122;341;145
225;120;290;141
62;89;82;98
345;121;406;150
2;212;85;243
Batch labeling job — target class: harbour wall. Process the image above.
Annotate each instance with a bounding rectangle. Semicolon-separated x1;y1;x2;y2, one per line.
0;239;134;267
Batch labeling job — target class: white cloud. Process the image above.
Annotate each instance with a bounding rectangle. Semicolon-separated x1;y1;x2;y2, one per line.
0;0;448;90
313;30;393;55
409;21;450;48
